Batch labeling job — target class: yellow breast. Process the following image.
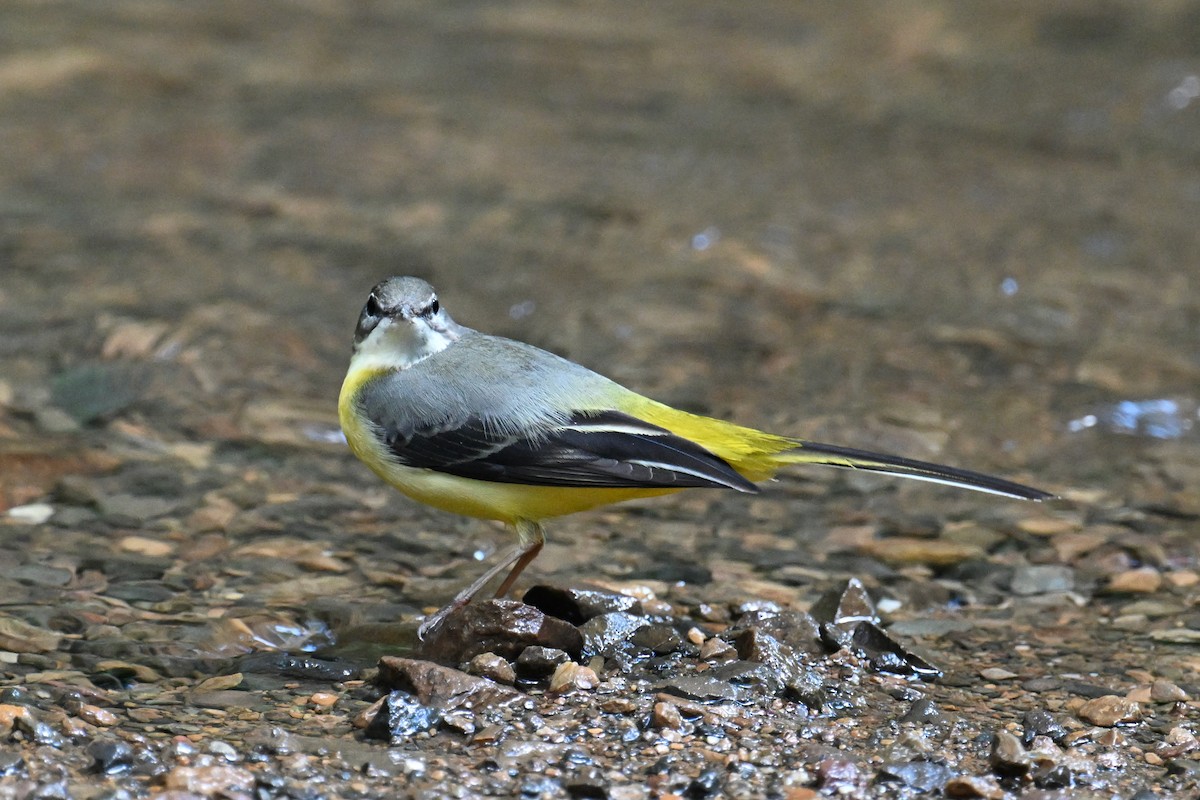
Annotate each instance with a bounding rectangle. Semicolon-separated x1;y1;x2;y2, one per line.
339;366;682;523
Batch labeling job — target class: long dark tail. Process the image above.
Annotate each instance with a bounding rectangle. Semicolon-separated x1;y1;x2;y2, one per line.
780;440;1053;501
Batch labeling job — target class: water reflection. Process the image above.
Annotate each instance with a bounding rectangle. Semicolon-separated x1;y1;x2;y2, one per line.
1069;398;1197;439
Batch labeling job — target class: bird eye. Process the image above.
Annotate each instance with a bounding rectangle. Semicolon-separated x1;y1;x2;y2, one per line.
366;295;382;316
430;299;440;315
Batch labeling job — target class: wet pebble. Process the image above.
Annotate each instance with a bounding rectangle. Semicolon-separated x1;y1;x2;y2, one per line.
363;691;442;741
658;675;743;703
466;652;516;685
164;763;256;794
990;730;1030;775
1150;679;1189;703
548;662;598;693
579;611;648;659
1022;708;1067;746
878;760;954;792
943;774;1005;798
651;701;684;731
1010;565;1075;596
87;739;133;775
900;697;951;726
629;624;683;655
418;599;583;663
1078;695;1142;727
809;577;877;625
377;656;523;712
522;584;641;624
1108;567;1163;594
515;646;570;678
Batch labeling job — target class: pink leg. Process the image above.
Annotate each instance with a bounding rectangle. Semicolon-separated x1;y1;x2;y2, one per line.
417;520;545;640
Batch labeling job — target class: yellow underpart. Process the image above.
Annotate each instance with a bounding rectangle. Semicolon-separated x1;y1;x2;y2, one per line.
339;365;688;523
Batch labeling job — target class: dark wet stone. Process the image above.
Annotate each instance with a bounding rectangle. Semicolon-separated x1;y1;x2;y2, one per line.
630;624;683;655
1033;762;1074;789
25;719;64;748
732;626;825;707
658;675;744;702
51;362;148;424
810;577;878;625
515;646;570;678
878;760;953;791
88;740;134;775
900;697;951;726
1166;759;1200;778
523;585;641;624
564;766;608;799
377;656;523;711
990;730;1030;776
579;611;648;659
1022;708;1067;746
685;767;723;798
814;757;860;792
235;652;360;682
1021;676;1063;693
418;599;583;663
79;554;168;582
0;687;33;706
1062;680;1118;699
852;622;941;679
103;581;176;604
730;609;822;655
363;691;441;741
0;750;23;777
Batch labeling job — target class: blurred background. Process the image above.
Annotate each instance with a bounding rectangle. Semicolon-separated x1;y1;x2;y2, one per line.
3;0;1199;515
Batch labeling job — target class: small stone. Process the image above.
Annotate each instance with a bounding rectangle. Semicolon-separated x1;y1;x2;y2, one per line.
1108;567;1163;594
521;585;641;624
810;577;877;625
651;701;683;730
1151;679;1190;703
979;667;1019;681
164;764;256;794
944;774;1005;799
309;692;339;708
548;662;598;693
0;615;62;654
1166;570;1200;588
630;624;683;655
376;656;523;712
194;673;244;693
117;535;175;558
860;537;982;567
699;637;735;661
1078;695;1142;727
1010;565;1075;596
363;691;441;741
579;611;649;659
87;739;133;775
6;503;54;524
76;704;119;727
515;646;570;678
418;599;583;663
1017;516;1079;536
990;730;1030;775
466;653;516;685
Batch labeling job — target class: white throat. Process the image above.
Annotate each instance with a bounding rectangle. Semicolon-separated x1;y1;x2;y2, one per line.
351;315;462;373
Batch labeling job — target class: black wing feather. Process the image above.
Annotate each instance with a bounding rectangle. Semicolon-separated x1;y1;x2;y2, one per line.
379;409;757;493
